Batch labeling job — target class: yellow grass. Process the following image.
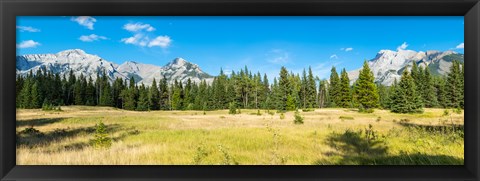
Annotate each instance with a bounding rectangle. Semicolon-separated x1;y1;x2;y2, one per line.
16;106;464;165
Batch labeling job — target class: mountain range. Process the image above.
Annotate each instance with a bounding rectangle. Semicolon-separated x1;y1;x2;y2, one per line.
16;48;463;86
16;49;214;85
348;49;463;85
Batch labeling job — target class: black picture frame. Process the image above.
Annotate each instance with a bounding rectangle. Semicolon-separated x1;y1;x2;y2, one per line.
1;0;479;180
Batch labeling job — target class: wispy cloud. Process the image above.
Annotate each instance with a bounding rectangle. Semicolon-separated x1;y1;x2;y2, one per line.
79;34;107;42
123;23;155;32
16;26;40;32
148;36;171;48
340;47;353;52
455;42;464;49
397;42;408;51
330;54;338;59
71;16;96;30
121;22;171;49
266;49;290;64
17;40;40;48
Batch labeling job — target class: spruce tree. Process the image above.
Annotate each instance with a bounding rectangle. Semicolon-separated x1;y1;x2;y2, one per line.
136;84;150;111
445;60;462;108
337;68;352;108
422;68;438;107
31;81;41;108
278;66;289;111
390;70;423;113
354;61;379;111
148;78;160;110
328;67;340;107
307;66;317;108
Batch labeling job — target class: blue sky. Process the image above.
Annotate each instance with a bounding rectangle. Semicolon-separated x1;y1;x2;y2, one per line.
17;16;464;79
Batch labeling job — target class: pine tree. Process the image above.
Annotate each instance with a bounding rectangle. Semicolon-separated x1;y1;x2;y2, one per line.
136;83;150;111
354;61;379;111
159;78;169;110
278;66;289;111
328;67;340;107
390;70;423;113
318;79;328;108
337;68;352;108
307;66;317;108
20;78;32;108
445;60;462;108
148;78;160;110
85;76;96;106
31;81;41;108
300;69;308;109
422;68;438;107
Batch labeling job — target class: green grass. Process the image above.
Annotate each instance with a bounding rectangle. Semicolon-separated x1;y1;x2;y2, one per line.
15;106;464;165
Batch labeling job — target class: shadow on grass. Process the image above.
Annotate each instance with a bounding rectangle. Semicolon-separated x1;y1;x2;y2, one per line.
397;122;464;134
17;123;122;148
316;128;463;165
16;117;69;127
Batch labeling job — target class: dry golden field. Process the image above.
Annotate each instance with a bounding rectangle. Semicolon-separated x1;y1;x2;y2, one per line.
16;106;464;165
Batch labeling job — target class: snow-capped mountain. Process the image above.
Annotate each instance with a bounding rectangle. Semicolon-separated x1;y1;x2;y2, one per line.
16;49;214;85
348;49;464;86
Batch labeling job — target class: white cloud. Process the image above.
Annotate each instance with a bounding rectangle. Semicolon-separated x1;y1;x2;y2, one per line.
71;16;96;30
123;23;156;32
16;26;40;32
121;34;144;45
456;43;464;49
397;42;408;51
79;34;107;42
330;54;338;59
345;47;353;52
148;36;171;48
267;49;290;64
17;40;40;48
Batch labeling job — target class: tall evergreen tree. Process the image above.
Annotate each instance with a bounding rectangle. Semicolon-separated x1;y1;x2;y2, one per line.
445;60;462;108
354;61;379;111
337;68;352;108
328;67;340;107
307;66;317;108
390;70;423;113
148;78;160;110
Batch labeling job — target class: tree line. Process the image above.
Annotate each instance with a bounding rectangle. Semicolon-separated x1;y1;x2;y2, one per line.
16;60;464;113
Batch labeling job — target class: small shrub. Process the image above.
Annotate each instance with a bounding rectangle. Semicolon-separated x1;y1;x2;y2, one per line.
192;145;209;165
218;145;238;165
92;122;112;149
279;113;285;119
443;109;450;116
294;110;304;124
256;109;262;116
339;116;354;120
376;116;381;122
203;110;206;115
228;102;237;115
392;119;397;123
219;116;226;119
454;108;462;114
268;111;275;116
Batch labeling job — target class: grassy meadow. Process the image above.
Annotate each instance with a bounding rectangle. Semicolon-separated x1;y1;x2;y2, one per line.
16;106;464;165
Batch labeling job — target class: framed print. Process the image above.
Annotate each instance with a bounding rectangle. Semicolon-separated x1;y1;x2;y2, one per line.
1;0;479;180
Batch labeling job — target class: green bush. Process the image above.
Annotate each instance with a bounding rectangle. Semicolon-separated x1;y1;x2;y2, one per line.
92;122;112;149
279;113;285;119
294;110;304;124
228;102;237;115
